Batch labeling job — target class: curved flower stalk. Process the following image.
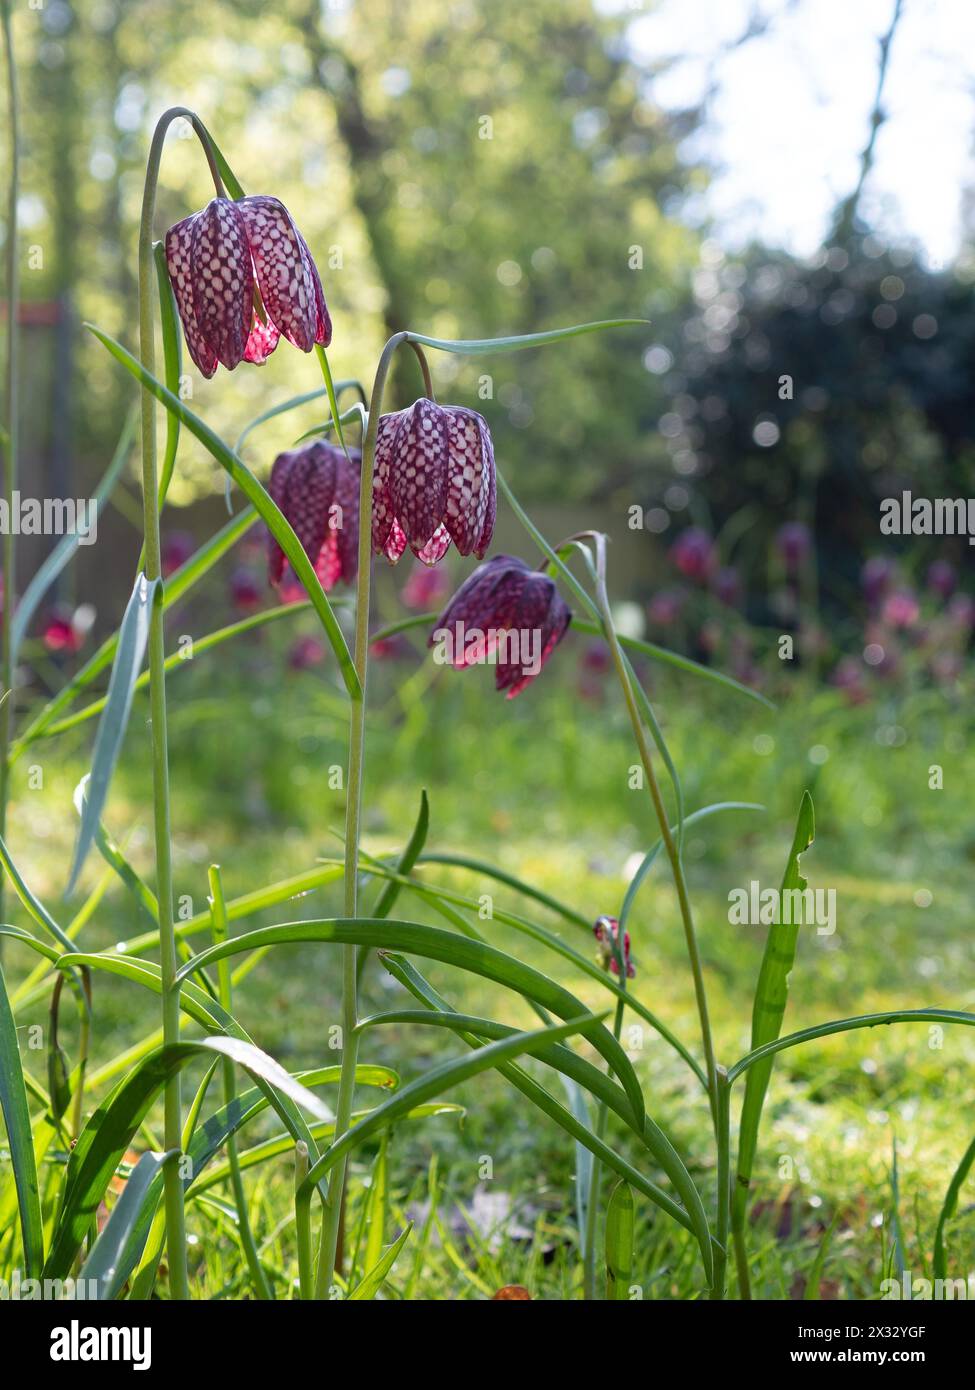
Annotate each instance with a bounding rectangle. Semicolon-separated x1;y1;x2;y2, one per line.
166;195;331;377
0;0;19;939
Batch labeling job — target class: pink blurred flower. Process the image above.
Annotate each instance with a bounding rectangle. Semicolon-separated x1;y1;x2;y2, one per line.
161;530;194;578
881;589;920;629
230;567;262;612
775;522;811;574
288;635;324;670
42;603;94;654
647;588;686;625
670;527;716;583
401;561;451;611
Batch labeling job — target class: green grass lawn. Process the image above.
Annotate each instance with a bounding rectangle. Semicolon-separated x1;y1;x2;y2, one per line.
4;622;974;1298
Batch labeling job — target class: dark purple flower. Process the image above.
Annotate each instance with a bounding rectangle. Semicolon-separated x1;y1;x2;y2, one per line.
593;916;634;979
165;195;331;378
670;527;715;583
647;588;686;625
580;639;612;674
372;398;496;566
288;635;325;670
775;521;811;574
161;530;194;578
947;592;975;629
861;556;894;606
428;554;571;698
267;441;360;593
926;559;956;599
711;566;741;606
229;567;262;612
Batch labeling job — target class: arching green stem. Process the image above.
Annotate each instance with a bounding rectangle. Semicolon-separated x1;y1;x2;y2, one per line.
137;104;224;1299
315;332;409;1297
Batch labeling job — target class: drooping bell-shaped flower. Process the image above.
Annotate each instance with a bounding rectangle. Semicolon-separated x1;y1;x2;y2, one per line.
266;441;360;592
593;916;635;979
165;196;331;378
429;554;571;698
372;399;496;566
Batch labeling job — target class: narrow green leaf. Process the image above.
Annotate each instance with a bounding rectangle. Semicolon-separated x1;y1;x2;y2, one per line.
406;320;647;356
11;406;137;661
605;1180;635;1300
347;1222;413;1300
299;1013;610;1197
79;1148;176;1300
48;601;316;740
933;1133;975;1282
732;792;815;1236
374;790;429;920
13;506;258;757
0;964;44;1277
42;1037;329;1280
804;1212;840;1300
67;573;159;894
86;324;360;701
174;917;645;1129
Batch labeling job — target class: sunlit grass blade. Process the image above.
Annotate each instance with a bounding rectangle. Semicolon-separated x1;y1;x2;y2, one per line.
42;1036;331;1280
933;1132;975;1281
727;1008;975;1081
353;856;704;1087
86;324;360;701
605;1179;634;1300
416;851;590;931
731;791;814;1293
298;1013;609;1200
173;917;646;1129
11;406;137;662
79;1148;175;1300
0;836;74;953
377;954;715;1280
804;1211;840;1300
67;573;158;895
373;790;429;921
0;962;43;1277
347;1222;413;1300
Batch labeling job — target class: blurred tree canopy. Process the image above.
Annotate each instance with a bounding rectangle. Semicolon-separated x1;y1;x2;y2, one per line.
4;0;974;599
6;0;702;505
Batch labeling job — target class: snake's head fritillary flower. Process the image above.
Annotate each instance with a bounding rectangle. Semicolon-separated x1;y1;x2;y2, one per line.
165;196;331;379
861;556;894;607
229;566;262;612
428;554;571;698
266;440;360;593
775;521;811;574
402;559;451;611
372;398;496;566
647;588;686;626
593;916;634;979
711;566;741;607
670;527;716;583
882;589;919;629
42;603;94;655
161;530;194;577
288;635;325;671
926;559;956;600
